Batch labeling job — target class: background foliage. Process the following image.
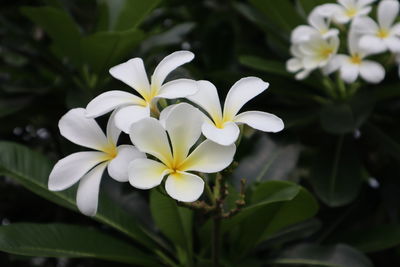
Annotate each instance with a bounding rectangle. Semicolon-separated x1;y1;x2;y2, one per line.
1;0;400;266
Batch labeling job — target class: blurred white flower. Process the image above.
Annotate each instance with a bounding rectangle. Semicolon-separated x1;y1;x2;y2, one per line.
286;44;312;79
327;30;385;83
301;35;339;70
185;78;284;146
128;103;236;202
317;0;376;24
48;109;145;216
291;6;339;43
353;0;400;53
85;51;198;133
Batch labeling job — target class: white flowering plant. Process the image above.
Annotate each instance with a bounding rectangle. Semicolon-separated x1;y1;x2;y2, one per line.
2;1;400;266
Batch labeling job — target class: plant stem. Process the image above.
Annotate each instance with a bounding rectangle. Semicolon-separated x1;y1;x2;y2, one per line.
212;213;221;267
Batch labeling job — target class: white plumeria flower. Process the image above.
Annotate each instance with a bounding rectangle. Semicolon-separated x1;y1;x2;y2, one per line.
286;44;312;80
353;0;400;53
317;0;376;24
298;34;340;71
183;78;284;146
327;30;385;83
128;103;236;202
291;6;339;43
48;108;145;216
85;51;198;133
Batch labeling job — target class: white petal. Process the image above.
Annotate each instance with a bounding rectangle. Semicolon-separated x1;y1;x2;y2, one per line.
129;118;173;166
340;61;360;83
352;17;379;34
357;6;372;16
223;77;269;120
234;111;284;133
322;55;343;75
308;9;328;32
157;78;198;99
378;0;399;29
186;80;223;123
357;0;376;8
114;105;150;134
109;58;151;99
151;51;194;88
202;121;240;146
291;26;317;43
48;151;105;191
165;172;204;202
128;158;169;189
316;4;343;18
359;60;385;83
287;58;303;72
164;103;203;164
322;29;340;39
107;145;146;182
332;9;351;24
106;110;121;146
338;0;353;9
385;36;400;53
359;35;387;53
302;56;321;70
295;69;311;80
59;108;108;150
85;90;145;118
180;140;236;173
159;104;177;128
76;162;107;216
391;23;400;35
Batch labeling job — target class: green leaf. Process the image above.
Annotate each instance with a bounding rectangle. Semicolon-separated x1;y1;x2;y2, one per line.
81;29;144;73
308;137;365;207
0;141;155;249
229;181;318;257
239;55;292;77
363;123;400;162
20;6;82;65
99;0;161;31
271;243;373;267
342;224;400;253
0;223;157;265
297;0;334;15
0;97;31;118
249;0;303;33
319;92;375;134
232;134;301;186
150;189;193;263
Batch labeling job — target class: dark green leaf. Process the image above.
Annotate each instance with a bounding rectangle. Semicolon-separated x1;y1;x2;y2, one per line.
249;0;303;32
0;223;156;265
239;55;292;77
229;181;318;257
319;92;375;134
20;6;82;65
343;224;400;253
363;123;400;162
150;189;193;262
81;29;144;74
297;0;334;15
309;137;365;207
100;0;161;31
271;243;373;267
0;142;155;248
0;97;31;118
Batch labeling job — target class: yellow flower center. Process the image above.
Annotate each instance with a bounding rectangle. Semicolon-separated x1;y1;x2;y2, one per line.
377;28;389;39
345;8;357;18
100;144;118;161
320;47;334;59
350;54;362;64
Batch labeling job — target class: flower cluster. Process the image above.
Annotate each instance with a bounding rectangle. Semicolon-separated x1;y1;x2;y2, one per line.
48;51;284;216
287;0;400;83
